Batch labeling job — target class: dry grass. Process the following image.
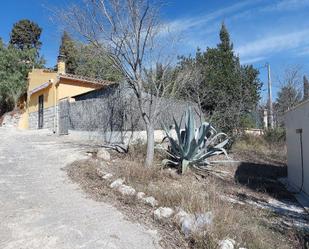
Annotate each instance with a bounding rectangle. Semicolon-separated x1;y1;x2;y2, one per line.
102;144;300;249
65;138;302;249
231;134;287;165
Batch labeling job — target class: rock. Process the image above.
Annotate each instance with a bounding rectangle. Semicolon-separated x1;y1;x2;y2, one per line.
218;239;236;249
180;211;213;237
174;209;190;227
166;168;179;179
102;173;113;180
97;148;111;161
181;215;196;237
136;192;146;200
118;185;136;196
154;207;174;221
96;168;106;177
110;178;125;189
143;196;158;207
195;212;213;229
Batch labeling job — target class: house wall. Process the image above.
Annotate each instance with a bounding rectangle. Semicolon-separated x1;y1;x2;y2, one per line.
24;69;103;130
28;86;55;113
28;69;57;92
285;100;309;196
57;80;101;100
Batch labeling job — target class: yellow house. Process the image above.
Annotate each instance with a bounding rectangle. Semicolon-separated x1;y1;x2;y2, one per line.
21;56;114;131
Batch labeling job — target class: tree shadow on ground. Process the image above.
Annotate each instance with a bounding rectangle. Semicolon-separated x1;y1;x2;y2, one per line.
234;162;309;236
234;162;292;200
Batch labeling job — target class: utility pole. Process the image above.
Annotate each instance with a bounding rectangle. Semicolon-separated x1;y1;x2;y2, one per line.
266;63;274;129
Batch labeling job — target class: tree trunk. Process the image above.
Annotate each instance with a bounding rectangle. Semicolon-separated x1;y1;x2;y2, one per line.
144;123;155;167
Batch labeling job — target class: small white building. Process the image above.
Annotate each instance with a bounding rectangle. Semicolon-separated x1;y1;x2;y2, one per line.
285;100;309;196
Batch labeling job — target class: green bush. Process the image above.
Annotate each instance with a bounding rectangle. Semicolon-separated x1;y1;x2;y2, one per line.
263;128;286;144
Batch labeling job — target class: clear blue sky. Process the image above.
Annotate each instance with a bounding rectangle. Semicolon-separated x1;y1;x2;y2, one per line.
1;0;309;101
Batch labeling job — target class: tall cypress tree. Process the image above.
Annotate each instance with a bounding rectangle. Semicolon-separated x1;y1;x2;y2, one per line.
58;31;77;74
218;23;233;52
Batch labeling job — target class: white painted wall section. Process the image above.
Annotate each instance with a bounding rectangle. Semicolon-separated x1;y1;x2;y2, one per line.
285;100;309;196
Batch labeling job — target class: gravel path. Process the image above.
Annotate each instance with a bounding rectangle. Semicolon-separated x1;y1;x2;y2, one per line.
0;128;161;249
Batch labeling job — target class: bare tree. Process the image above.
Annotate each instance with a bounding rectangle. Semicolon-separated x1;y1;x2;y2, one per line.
57;0;176;167
274;66;303;126
277;65;303;91
173;64;205;119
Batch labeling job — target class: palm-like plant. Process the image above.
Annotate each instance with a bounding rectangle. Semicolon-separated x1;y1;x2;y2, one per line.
159;108;230;173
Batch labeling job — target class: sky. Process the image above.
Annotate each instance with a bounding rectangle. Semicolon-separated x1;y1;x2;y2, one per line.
1;0;309;101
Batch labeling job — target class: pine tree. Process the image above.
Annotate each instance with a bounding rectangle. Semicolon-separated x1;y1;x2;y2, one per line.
9;19;42;50
58;31;78;74
218;22;233;52
74;43;123;81
176;23;261;133
275;84;301;126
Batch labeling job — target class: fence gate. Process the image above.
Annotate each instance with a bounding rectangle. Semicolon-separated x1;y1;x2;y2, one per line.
59;99;69;135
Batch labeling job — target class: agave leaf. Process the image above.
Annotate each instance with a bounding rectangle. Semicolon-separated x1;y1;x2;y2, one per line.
162;159;179;166
214;138;229;149
181;159;190;173
156;145;180;160
173;116;183;151
185;137;199;159
213;147;230;159
162;123;182;155
192;149;224;164
160;108;230;173
196;123;207;148
206;132;228;147
184;108;196;155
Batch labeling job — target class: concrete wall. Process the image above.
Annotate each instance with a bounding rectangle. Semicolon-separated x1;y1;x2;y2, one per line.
62;86;200;144
285;100;309;196
67;95;199;132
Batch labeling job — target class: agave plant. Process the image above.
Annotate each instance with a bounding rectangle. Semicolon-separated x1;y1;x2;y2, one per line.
159;108;230;173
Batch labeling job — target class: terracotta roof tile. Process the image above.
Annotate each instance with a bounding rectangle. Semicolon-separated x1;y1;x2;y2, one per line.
59;73;115;86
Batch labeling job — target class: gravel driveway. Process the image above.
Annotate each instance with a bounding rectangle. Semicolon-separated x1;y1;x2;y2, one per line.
0;128;161;249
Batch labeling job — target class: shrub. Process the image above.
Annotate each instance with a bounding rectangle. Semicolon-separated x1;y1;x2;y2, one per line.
263;128;286;144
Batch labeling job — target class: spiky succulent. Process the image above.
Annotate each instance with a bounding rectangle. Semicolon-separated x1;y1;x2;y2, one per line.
159;108;229;173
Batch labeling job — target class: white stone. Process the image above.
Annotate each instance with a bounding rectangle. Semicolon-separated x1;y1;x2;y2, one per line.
110;178;125;189
218;239;236;249
97;148;111;161
143;196;158;207
154;207;174;220
174;209;190;227
180;212;213;237
195;212;213;228
102;173;113;180
96;168;106;177
136;192;146;200
181;215;196;237
118;185;136;196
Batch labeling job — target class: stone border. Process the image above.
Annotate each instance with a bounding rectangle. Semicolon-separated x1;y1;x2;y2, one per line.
94;150;245;249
